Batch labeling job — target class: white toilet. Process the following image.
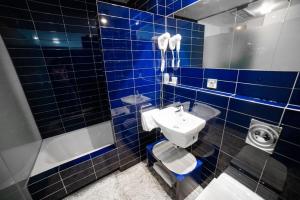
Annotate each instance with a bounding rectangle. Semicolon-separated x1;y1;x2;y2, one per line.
195;172;264;200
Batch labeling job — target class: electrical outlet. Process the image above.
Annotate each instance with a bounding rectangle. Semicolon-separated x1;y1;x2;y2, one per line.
207;79;217;89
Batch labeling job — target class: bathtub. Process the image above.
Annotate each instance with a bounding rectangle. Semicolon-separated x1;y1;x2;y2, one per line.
31;121;115;176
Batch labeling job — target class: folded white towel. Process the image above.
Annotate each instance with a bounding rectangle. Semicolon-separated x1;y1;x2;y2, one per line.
141;109;159;131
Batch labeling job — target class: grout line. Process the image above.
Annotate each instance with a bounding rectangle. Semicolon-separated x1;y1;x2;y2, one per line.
129;8;142;162
58;170;68;194
214;93;231;177
89;154;98;179
279;72;299;125
255;159;268;192
97;2;122;169
39;188;66;200
234;70;239;95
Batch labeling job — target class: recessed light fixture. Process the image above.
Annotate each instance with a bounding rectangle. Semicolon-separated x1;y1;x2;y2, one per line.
100;17;108;25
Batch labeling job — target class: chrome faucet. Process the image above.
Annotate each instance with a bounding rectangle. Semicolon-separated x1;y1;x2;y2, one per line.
175;105;184;112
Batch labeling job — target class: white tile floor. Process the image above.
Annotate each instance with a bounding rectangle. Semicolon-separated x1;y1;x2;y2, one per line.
63;162;175;200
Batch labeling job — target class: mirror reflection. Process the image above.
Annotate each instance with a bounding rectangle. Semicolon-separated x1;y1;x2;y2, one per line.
174;0;300;71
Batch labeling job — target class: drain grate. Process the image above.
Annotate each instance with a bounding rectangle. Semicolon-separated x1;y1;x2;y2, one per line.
246;119;282;154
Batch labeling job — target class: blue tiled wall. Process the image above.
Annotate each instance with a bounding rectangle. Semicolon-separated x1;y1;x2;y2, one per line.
178;68;298;106
98;1;160;170
164;69;300;198
128;0;199;16
98;1;204;170
0;0;110;138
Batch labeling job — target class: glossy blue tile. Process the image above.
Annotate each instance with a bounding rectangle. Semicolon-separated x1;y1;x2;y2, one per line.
236;83;292;103
98;2;129;18
282;109;300;128
203;79;236;94
182;0;198;7
197;90;229;108
204;69;238;82
229;98;283;123
133;59;155;69
107;80;134;91
157;5;166;16
101;27;131;39
193;23;205;32
28;167;59;184
227;110;254;128
109;88;135;100
132;50;154;60
134;77;156;87
132;41;154;50
130;20;154;32
275;140;300;162
290;89;300;106
106;70;133;81
131;30;154;41
177;19;192;29
238;70;297;88
99;15;129;29
134;68;156;78
130;9;153;22
295;76;300;88
181;77;203;88
154;15;165;25
136;83;156;93
102;39;131;50
104;61;132;71
167;18;176;27
175;86;196;99
280;125;300;146
103;50;132;61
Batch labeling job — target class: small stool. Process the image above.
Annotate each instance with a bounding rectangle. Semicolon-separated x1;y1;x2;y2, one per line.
147;139;203;200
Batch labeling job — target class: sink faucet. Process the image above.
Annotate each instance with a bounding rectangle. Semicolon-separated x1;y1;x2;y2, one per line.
175;105;184;112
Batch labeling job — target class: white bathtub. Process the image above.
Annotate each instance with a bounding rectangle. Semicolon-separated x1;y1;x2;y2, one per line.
31;121;115;176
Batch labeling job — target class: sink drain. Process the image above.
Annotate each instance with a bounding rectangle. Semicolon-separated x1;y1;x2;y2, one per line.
246;119;282;154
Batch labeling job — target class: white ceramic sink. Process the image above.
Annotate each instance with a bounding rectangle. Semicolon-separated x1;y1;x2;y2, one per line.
153;107;206;148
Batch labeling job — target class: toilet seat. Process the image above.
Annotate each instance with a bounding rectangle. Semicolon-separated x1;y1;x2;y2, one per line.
196;173;264;200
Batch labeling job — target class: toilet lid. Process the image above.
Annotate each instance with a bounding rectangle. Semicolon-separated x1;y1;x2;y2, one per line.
152;140;197;175
196;173;264;200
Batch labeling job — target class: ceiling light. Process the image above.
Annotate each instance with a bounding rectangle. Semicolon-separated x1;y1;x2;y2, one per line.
33;36;39;40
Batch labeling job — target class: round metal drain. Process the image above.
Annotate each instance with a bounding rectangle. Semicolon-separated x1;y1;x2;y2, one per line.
247;123;279;152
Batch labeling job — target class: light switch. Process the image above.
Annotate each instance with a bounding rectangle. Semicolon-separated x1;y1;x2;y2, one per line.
207;79;217;89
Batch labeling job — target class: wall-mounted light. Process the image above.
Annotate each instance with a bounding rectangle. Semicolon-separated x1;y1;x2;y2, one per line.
33;35;39;40
100;17;108;25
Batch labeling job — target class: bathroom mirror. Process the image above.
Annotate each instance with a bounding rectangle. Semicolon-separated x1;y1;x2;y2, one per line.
173;0;300;71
